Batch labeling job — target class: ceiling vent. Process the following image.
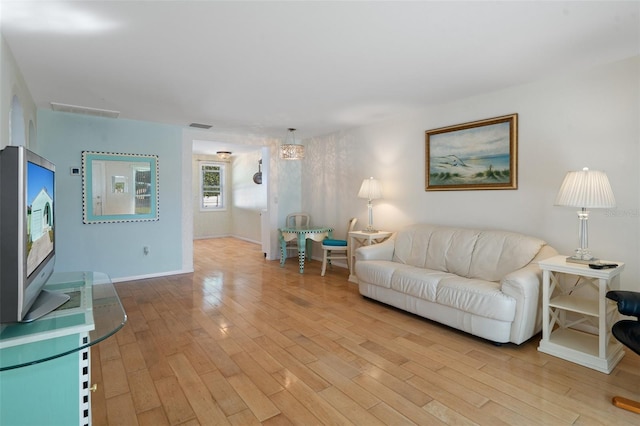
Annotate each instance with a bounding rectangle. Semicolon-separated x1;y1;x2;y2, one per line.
189;123;212;129
51;102;120;118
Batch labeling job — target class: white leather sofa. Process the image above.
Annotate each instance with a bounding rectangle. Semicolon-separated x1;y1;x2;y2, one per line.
355;224;557;344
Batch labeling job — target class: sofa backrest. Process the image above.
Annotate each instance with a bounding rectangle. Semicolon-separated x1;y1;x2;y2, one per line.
393;224;546;281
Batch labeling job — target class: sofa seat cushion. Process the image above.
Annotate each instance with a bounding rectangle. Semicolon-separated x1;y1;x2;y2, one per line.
322;238;348;246
355;260;414;289
362;263;517;323
436;277;516;322
390;266;452;303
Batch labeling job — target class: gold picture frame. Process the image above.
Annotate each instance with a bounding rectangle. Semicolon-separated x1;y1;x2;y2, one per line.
425;114;518;191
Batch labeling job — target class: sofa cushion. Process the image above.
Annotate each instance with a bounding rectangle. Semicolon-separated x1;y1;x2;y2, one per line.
393;226;431;267
390;266;454;303
385;265;516;322
468;231;546;282
355;260;414;289
393;224;480;276
436;277;516;322
437;228;480;277
322;238;347;247
392;224;547;282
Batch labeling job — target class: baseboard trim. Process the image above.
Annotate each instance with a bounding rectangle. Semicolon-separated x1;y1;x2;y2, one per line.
111;268;194;283
232;235;261;245
193;234;260;245
193;234;231;240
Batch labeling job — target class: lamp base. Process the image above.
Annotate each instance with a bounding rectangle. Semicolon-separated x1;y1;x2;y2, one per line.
566;247;598;264
566;256;599;265
567;246;598;265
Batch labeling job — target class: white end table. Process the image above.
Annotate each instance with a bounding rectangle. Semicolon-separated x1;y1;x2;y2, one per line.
538;255;625;374
348;230;393;283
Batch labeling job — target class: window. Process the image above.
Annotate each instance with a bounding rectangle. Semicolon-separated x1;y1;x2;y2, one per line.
134;168;152;214
200;162;225;210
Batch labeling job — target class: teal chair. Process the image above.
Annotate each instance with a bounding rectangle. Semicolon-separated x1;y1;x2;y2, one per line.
321;217;357;276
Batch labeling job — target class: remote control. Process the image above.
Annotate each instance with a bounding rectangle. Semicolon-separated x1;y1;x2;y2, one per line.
588;263;618;269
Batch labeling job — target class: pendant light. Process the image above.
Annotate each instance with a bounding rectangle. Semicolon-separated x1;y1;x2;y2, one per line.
280;128;304;160
216;151;232;161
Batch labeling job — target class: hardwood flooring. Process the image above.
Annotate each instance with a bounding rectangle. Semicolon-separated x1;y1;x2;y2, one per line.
91;237;640;425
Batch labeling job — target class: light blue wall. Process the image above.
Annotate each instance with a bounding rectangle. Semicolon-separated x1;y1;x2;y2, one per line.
38;110;186;280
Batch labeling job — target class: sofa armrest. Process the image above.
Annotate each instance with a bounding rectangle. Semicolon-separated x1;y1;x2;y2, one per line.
355;238;395;261
501;262;544;344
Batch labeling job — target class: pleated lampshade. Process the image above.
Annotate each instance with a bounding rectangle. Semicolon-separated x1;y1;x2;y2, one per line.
555;167;616;208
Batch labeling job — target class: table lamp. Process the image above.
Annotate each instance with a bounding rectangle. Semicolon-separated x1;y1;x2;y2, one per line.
554;167;616;263
358;177;383;233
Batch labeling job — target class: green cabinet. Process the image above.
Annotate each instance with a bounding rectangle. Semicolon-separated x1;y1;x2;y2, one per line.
0;272;126;425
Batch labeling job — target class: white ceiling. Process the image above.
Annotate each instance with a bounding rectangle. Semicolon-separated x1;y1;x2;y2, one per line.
1;1;639;142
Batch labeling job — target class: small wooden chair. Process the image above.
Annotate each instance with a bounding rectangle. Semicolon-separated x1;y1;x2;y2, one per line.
321;217;358;276
285;212;310;258
286;212;310;228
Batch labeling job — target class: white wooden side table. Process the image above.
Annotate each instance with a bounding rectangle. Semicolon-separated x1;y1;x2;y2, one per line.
348;230;393;283
537;255;625;374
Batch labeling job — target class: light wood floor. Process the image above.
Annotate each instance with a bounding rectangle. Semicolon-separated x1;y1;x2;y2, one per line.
91;237;640;425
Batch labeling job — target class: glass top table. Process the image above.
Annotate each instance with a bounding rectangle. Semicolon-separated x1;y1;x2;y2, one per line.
0;271;127;371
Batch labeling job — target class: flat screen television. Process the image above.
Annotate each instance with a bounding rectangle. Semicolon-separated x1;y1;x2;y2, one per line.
0;145;68;323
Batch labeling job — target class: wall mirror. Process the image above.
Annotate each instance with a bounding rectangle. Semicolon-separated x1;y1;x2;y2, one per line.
82;151;159;224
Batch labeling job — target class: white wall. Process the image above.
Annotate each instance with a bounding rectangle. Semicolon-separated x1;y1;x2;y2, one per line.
0;34;36;150
304;56;640;290
278;158;303;222
231;150;267;243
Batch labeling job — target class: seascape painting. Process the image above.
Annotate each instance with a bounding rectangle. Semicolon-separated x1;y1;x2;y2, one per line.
425;114;518;191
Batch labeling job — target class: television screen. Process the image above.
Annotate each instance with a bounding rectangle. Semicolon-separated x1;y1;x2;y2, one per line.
26;160;55;280
0;146;64;323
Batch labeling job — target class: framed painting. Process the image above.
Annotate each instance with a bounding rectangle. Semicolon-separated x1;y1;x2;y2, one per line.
425;114;518;191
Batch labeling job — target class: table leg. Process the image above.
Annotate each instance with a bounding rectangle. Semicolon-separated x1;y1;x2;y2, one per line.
306;238;313;262
598;277;606;358
297;234;306;273
348;236;370;283
541;270;550;341
349;235;356;278
279;233;286;267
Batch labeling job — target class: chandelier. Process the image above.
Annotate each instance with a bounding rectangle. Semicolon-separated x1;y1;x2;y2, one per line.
280;128;304;160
